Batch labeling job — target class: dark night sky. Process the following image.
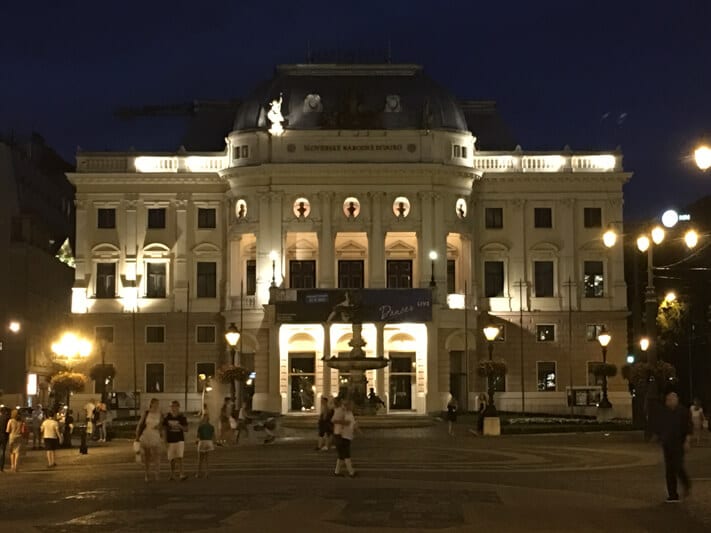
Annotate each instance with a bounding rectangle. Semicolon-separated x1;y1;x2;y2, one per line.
2;0;710;220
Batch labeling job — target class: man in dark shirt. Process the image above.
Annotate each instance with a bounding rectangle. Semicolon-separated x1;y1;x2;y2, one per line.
163;401;189;481
657;391;691;502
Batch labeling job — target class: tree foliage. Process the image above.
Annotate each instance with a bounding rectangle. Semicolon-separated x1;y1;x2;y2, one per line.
50;371;88;396
622;361;676;389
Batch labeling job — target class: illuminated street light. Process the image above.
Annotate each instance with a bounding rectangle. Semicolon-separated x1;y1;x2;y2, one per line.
596;326;612;409
637;235;650;252
664;292;676;303
8;321;21;333
684;229;699;249
602;229;617;248
694;145;711;171
661;209;679;228
429;250;437;288
225;322;241;402
651;226;665;245
51;332;93;360
639;337;650;353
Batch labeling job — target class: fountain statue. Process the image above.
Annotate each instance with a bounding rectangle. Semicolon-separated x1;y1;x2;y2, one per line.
323;291;389;413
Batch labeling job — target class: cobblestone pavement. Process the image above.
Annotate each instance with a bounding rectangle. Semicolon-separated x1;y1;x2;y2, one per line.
1;426;710;532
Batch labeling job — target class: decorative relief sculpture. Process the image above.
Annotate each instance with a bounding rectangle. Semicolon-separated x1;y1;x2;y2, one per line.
293;197;311;219
393;196;410;219
343;197;361;219
304;94;322;112
235;199;248;221
456;198;467;219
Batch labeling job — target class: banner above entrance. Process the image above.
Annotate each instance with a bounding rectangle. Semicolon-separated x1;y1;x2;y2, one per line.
274;289;432;324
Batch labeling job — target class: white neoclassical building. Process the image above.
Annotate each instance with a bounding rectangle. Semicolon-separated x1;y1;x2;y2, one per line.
67;63;631;417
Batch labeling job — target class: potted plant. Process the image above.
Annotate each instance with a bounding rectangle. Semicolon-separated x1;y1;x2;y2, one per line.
476;360;508;416
50;371;88;412
217;364;250;402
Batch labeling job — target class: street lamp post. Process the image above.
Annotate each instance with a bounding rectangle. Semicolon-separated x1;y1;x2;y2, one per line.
429;251;437;288
98;338;108;404
482;325;501;413
50;332;92;409
596;326;612;409
225;322;241;403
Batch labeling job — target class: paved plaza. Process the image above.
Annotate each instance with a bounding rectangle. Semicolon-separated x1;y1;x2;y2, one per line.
1;424;710;532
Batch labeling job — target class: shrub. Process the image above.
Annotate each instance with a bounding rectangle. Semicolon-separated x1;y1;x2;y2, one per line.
50;371;88;397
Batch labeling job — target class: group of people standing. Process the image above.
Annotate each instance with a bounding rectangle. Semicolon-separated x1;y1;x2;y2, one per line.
317;396;359;478
217;397;275;445
135;399;216;481
0;406;65;472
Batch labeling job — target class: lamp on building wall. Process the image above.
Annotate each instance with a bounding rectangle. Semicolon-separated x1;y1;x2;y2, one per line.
596;326;613;409
694;145;711;171
269;251;278;287
639;337;650;355
429;251;437;288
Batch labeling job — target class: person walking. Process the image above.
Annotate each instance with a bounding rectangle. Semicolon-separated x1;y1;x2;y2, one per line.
30;405;44;450
235;401;250;444
476;393;488;435
332;398;358;477
690;398;705;446
0;406;9;472
316;396;333;451
96;402;108;443
62;409;74;449
218;397;233;446
163;400;189;481
656;391;692;502
446;398;458;436
136;398;163;482
40;412;62;468
84;398;96;440
6;409;25;472
195;413;215;478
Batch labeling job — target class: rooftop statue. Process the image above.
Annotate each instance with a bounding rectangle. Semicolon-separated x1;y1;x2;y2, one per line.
267;94;284;136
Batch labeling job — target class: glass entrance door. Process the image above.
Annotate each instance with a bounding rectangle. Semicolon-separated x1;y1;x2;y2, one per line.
289;352;316;411
389;352;415;410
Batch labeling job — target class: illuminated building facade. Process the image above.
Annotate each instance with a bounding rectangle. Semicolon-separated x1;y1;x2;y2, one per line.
68;64;631;416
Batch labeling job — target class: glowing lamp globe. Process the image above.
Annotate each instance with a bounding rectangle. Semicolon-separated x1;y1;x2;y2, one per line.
636;235;650;252
483;325;500;342
651;226;665;245
694;145;711;171
602;229;617;248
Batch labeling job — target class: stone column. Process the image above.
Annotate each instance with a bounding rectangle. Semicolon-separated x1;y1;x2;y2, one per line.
432;193;446;303
256;192;272;306
418;192;434;288
319;192;335;288
322;323;331;404
174;193;190;311
270;193;283;286
369;192;385;288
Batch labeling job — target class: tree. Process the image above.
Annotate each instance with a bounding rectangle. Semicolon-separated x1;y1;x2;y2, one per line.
657;298;688;363
217;364;249;402
50;371;88;411
476;360;507;414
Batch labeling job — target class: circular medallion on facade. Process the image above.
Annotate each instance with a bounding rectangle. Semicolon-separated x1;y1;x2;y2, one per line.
293;197;311;219
393;196;411;218
456;198;467;219
343;197;361;218
287;143;296;153
235;199;248;220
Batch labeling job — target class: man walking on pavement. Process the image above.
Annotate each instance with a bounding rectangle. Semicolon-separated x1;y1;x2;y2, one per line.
163;400;189;481
656;391;692;502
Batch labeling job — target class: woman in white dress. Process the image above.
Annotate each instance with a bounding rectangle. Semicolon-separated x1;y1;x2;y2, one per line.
136;398;163;481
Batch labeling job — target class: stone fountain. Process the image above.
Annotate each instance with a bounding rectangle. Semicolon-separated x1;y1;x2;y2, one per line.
323;294;388;412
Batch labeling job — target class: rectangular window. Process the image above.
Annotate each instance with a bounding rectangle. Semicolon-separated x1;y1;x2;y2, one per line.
584;207;602;228
289;260;316;289
145;325;165;343
196;325;216;344
534;261;554;297
338;260;365;289
196;362;216;392
534;207;552;228
386;260;413;288
289;353;316;411
484;261;504;297
97;208;116;229
485;207;503;229
452;145;461;158
95;326;114;343
583;261;604;298
146;263;167;298
537;361;557;391
586;324;606;341
196;262;217;298
241;146;249;158
233;146;241;160
446;259;456;294
146;363;164;393
147;208;166;229
587;362;605;386
96;263;116;298
537;324;555;342
461;146;468;159
246;260;256;296
197;208;216;229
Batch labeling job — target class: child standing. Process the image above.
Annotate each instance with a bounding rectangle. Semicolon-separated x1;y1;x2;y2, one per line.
196;414;215;478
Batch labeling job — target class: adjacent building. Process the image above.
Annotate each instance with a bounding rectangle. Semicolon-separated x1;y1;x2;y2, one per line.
0;134;75;406
67;63;631;416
